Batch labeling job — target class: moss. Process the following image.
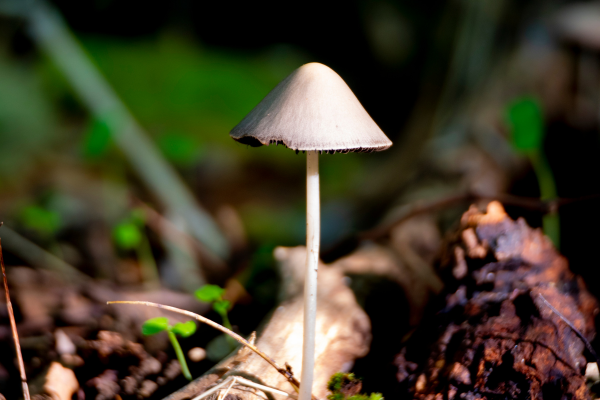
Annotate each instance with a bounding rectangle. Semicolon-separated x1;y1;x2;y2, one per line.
327;373;383;400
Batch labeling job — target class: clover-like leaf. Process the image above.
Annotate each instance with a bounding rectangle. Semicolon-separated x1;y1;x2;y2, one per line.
213;300;231;316
195;285;225;303
142;317;169;336
172;321;197;338
113;222;142;250
506;97;544;153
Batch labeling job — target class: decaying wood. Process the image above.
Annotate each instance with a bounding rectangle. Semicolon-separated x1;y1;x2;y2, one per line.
164;246;371;400
395;201;599;399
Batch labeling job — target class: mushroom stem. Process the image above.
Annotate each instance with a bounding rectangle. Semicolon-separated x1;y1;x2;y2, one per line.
300;151;320;400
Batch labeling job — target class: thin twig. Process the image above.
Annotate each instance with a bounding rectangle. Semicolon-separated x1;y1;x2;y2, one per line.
361;193;471;241
323;191;600;262
232;377;293;398
0;233;31;400
107;301;304;395
538;293;600;365
192;376;293;400
217;377;236;400
363;191;600;241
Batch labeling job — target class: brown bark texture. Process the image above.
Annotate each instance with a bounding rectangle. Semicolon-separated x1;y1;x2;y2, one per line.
395;201;599;400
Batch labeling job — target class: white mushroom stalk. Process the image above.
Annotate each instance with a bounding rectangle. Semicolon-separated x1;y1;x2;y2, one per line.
229;62;392;400
300;151;320;400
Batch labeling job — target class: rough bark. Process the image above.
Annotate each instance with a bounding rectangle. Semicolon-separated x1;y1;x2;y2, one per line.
395;201;598;400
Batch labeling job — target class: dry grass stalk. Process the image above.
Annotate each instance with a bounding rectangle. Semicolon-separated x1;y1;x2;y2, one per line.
0;232;31;400
107;300;305;396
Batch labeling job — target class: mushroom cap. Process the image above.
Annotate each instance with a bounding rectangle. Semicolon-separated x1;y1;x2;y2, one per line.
554;2;600;50
230;62;392;153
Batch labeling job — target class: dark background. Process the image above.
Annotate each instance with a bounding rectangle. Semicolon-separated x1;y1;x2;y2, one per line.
1;0;600;397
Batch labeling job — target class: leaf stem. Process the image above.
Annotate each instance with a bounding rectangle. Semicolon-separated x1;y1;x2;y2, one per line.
168;329;192;380
220;311;232;331
217;309;236;347
529;151;560;248
107;300;305;395
135;230;160;289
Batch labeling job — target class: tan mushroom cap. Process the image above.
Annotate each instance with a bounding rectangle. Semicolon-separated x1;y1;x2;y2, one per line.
230;62;392;153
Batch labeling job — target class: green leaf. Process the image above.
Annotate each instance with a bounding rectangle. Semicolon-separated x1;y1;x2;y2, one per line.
195;285;225;303
506;97;544;153
142;317;169;335
172;321;197;338
213;300;231;316
20;205;62;236
113;222;142;250
82;117;112;158
368;394;383;400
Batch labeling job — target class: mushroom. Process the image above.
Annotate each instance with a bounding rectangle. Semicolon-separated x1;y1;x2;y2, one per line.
552;2;600;127
230;62;392;400
553;2;600;50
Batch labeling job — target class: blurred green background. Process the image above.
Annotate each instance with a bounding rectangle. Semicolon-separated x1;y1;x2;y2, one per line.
0;0;443;258
1;0;600;325
3;0;600;398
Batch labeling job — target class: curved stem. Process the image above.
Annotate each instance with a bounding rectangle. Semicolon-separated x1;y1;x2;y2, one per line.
1;238;30;400
107;300;302;393
168;329;192;380
217;307;236;347
529;151;560;248
135;232;160;289
300;151;320;400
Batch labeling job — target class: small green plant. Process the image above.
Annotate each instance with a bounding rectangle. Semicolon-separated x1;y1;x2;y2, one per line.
19;205;62;237
19;203;64;258
113;208;159;287
194;284;232;330
327;373;383;400
195;284;237;360
506;97;559;248
142;317;196;380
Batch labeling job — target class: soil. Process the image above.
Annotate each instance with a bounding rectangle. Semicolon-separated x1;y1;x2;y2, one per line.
1;202;599;400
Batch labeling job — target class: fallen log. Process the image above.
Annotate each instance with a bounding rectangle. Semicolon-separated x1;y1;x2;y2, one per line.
164;246;372;400
395;201;598;399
